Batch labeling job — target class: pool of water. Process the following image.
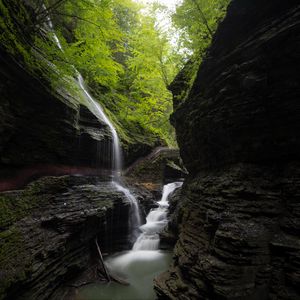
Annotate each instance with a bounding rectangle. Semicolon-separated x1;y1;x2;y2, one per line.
76;250;172;300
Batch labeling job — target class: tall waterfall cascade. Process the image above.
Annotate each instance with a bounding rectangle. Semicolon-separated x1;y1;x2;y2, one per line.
77;75;122;174
44;8;185;300
45;8;121;174
45;6;139;236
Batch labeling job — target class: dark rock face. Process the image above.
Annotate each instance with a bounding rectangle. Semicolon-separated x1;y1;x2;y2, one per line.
155;165;300;300
125;147;186;184
171;0;300;174
0;50;113;173
0;175;131;300
155;1;300;299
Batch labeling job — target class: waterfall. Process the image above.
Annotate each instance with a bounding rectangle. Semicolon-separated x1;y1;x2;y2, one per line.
132;182;182;251
112;182;142;243
44;5;139;241
77;75;122;175
44;6;122;175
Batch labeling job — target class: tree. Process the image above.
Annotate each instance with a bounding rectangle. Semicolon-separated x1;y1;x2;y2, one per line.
42;0;179;144
172;0;230;59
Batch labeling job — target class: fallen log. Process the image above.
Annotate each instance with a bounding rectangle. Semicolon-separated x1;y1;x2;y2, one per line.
95;237;129;286
95;237;111;282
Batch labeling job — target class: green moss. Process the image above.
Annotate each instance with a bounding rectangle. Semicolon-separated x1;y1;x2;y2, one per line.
0;176;71;230
0;192;34;230
95;199;114;213
129;155;165;183
0;227;29;299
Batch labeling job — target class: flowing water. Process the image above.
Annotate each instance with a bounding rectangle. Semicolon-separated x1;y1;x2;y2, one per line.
45;9;122;175
45;10;182;299
77;182;182;300
112;181;142;243
77;75;122;175
133;182;182;251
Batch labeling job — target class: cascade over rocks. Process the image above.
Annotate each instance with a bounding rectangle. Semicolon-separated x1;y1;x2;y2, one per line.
155;1;300;299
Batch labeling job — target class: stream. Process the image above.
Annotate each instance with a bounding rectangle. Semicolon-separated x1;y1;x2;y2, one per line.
77;182;182;300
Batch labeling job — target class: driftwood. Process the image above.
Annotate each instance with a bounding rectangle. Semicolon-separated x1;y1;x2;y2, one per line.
68;281;95;288
95;237;111;282
109;273;130;286
95;237;129;286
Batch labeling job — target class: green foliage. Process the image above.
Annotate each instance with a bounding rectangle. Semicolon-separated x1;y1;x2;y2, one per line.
121;13;176;145
0;0;78;93
53;0;125;88
0;0;35;68
44;0;179;145
173;0;230;59
171;0;230;107
0;0;230;147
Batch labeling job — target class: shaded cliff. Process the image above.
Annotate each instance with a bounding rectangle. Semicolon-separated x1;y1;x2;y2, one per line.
171;0;300;174
155;1;300;299
0;49;113;170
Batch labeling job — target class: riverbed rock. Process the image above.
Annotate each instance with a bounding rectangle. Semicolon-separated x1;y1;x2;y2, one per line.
0;175;132;300
125;147;186;184
155;1;300;299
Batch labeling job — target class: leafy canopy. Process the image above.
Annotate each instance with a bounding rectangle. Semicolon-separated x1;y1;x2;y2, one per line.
0;0;230;146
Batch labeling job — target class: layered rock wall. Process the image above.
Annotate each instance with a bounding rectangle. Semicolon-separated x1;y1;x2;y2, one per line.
171;0;300;174
0;49;113;173
155;1;300;299
0;176;131;300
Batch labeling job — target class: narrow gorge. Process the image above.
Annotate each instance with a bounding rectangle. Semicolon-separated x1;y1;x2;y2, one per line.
0;0;299;300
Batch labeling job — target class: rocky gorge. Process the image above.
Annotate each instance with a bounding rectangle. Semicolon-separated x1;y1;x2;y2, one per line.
155;0;300;299
0;0;299;299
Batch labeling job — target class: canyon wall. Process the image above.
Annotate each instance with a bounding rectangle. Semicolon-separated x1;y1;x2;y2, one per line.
155;1;300;299
0;175;133;300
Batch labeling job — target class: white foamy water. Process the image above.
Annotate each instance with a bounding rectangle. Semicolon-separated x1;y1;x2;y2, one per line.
112;181;142;242
83;182;183;300
133;182;182;251
44;6;122;175
105;181;183;268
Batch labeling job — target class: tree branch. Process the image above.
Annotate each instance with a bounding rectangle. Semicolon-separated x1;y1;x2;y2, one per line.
190;0;213;37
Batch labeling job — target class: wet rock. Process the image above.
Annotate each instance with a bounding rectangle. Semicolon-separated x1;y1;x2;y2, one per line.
0;49;114;173
0;175;131;300
155;165;300;300
125;147;186;184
